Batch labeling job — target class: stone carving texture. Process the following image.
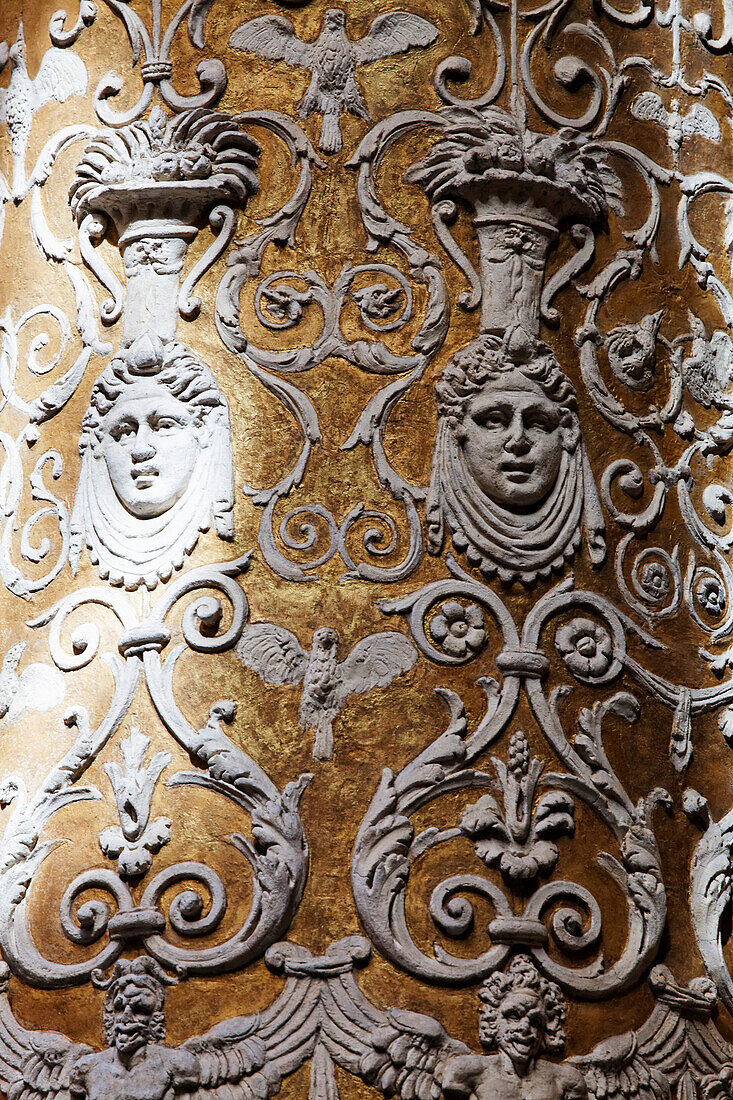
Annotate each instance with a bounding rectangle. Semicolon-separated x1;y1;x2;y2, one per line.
2;0;733;1098
229;10;439;154
0;944;730;1100
426;327;606;582
98;728;172;878
0;22;87;200
0;642;64;725
70;334;234;589
235;625;417;759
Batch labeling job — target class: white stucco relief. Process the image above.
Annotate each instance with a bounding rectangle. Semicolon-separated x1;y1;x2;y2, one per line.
70;333;234;589
426;327;606;584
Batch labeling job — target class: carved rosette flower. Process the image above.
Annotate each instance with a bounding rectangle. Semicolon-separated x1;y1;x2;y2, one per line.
555;619;614;679
429;601;486;658
605;311;663;393
459;731;575;884
697;575;727;618
640;562;671;602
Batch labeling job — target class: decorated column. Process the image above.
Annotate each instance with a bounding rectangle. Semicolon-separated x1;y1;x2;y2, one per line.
1;1;733;1098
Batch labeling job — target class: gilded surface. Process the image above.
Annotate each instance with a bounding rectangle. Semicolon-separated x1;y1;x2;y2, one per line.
0;1;733;1098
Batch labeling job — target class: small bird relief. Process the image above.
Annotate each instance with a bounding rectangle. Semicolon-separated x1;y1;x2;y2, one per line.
426;326;606;585
229;9;439;154
235;624;418;760
70;333;234;590
0;642;64;726
631;93;721;167
0;21;87;201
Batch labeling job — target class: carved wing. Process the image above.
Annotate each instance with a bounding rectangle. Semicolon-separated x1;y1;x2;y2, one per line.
631;92;669;127
337;633;417;703
571;1031;670;1100
0;974;91;1100
635;967;733;1091
235;624;308;686
353;12;439;65
358;1008;471;1099
228;17;315;69
31;49;87;112
183;1017;278;1100
182;975;321;1100
682;104;722;142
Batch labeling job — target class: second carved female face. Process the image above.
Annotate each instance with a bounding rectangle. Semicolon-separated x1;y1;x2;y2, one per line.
100;380;200;519
460;370;565;510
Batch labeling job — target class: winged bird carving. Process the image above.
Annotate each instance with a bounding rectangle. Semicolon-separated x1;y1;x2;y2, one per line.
235;624;417;760
570;1031;669;1100
0;642;65;725
229;9;438;153
0;22;87;199
631;93;721;166
351;283;404;319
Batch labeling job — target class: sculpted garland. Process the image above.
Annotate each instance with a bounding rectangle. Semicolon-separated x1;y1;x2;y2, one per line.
0;945;729;1100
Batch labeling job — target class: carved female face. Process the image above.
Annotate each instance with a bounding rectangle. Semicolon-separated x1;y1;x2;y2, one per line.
100;380;200;519
460;370;565;509
495;989;547;1064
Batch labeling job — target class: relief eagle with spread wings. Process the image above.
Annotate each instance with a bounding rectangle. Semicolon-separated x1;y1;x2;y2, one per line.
235;624;417;761
229;9;438;154
0;22;87;199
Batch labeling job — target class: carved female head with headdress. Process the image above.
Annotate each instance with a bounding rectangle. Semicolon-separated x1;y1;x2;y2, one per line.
71;332;234;590
426;327;605;584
